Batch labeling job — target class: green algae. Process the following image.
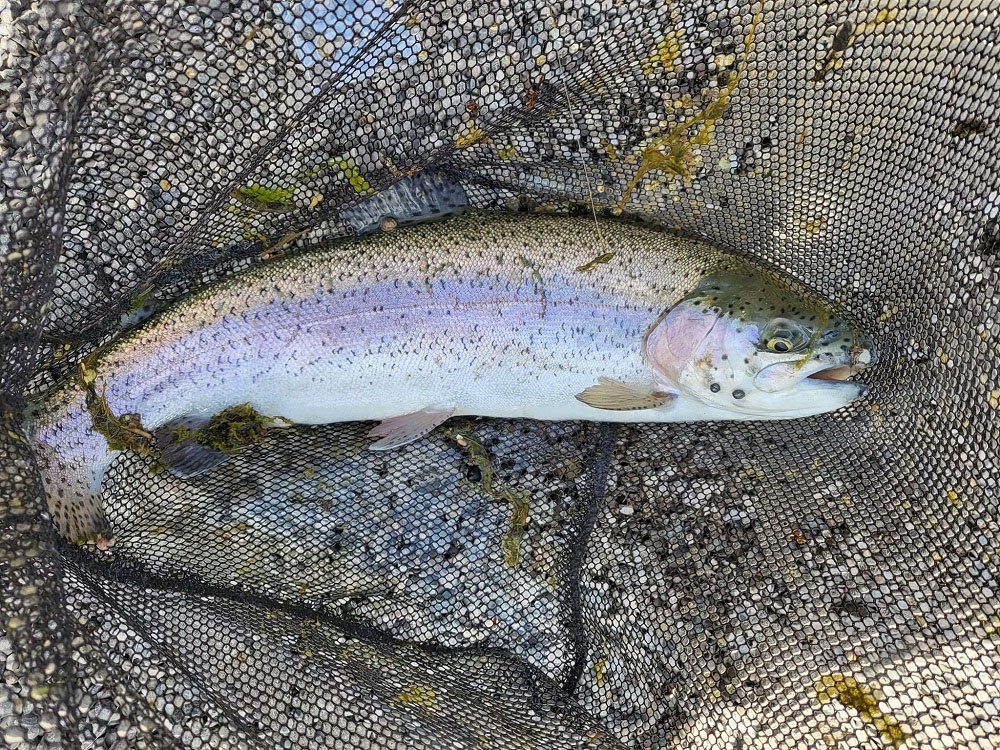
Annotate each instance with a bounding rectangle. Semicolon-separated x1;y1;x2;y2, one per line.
230;158;373;216
231;183;296;211
951;118;990;139
455;119;486;149
79;359;156;458
815;674;908;748
395;684;440;710
563;456;583;480
443;422;530;567
496;144;519;160
79;346;286;476
126;285;154;314
302;158;374;194
575;251;615;273
984;614;1000;637
618;0;764;205
640;30;683;77
813;10;898;83
234;553;263;577
195;403;289;454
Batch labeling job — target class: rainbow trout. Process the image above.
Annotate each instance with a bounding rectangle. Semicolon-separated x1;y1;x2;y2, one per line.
27;209;875;546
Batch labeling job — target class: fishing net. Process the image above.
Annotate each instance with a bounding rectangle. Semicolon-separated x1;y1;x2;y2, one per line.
2;0;998;747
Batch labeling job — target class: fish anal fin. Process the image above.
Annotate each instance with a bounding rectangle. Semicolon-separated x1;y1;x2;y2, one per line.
575;377;676;411
367;407;455;451
154;416;228;478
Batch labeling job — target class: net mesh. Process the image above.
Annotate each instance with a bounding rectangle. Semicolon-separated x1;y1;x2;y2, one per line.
2;0;999;748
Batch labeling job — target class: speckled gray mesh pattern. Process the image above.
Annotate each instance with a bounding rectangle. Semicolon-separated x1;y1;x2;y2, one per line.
2;1;999;748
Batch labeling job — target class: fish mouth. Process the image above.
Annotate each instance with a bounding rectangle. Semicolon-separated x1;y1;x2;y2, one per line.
807;364;865;382
803;344;876;388
753;346;876;394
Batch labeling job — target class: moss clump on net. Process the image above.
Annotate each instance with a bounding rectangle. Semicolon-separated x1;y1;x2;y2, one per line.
443;421;530;567
194;403;281;454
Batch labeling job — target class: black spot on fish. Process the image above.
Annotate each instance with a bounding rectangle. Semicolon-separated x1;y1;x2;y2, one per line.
733;389;745;399
710;383;721;393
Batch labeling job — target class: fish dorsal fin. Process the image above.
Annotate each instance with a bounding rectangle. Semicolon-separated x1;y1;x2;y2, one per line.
367;407;455;450
575;377;676;411
341;170;468;236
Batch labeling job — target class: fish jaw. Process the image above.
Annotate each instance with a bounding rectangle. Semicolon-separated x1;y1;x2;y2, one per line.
760;375;869;417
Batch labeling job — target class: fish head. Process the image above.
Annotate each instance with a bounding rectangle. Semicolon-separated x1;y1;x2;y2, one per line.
644;267;876;418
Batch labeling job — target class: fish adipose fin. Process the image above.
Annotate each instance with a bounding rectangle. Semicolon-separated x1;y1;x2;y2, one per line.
154;416;228;478
575;377;676;411
341;170;468;236
367;407;455;450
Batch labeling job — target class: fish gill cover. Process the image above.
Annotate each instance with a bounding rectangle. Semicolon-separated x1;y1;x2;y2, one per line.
1;1;999;749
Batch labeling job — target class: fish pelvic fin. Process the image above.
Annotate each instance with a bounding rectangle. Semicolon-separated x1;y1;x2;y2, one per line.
154;404;288;477
575;377;677;411
367;407;455;451
154;416;228;478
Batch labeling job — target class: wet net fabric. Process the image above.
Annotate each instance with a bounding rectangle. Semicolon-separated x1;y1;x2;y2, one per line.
2;0;999;748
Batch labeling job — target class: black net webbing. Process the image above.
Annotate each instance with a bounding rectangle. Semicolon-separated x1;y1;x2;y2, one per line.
2;1;999;748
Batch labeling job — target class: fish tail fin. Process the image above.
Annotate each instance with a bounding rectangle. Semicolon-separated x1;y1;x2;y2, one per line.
33;440;114;548
341;169;468;235
26;388;115;548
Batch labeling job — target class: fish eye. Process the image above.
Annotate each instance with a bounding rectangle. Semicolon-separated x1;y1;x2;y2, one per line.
760;319;809;352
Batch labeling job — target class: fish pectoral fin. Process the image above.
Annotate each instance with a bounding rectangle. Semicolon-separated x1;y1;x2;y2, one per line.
575;377;676;411
367;407;455;451
154;416;228;478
